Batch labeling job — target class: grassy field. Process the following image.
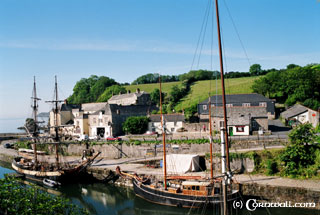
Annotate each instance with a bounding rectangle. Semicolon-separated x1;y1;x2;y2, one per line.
175;76;260;111
125;76;259;111
125;81;183;94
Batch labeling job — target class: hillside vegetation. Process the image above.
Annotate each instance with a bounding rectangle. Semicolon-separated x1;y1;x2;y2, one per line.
125;76;259;112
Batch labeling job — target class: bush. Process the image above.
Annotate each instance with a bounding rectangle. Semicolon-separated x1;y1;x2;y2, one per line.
123;116;149;134
266;160;278;175
0;176;88;215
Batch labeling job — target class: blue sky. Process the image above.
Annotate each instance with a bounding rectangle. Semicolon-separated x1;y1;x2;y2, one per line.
0;0;319;131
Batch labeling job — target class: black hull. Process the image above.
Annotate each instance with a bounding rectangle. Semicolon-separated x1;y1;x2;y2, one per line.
132;179;239;208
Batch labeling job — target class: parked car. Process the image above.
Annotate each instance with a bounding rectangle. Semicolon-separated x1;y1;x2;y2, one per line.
106;136;122;141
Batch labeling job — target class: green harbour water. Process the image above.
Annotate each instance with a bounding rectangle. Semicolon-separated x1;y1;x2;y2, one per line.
0;164;318;215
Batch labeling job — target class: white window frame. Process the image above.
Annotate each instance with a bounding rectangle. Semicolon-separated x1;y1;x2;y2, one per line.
242;103;251;107
259;102;267;107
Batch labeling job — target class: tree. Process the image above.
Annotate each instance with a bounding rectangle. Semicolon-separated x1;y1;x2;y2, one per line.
286;64;300;70
122;116;149;134
252;64;320;110
68;75;118;104
280;123;316;177
150;88;165;106
97;85;127;102
249;64;262;76
90;76;117;101
289;123;315;146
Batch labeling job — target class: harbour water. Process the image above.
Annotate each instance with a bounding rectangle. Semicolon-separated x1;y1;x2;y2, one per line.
0;164;317;215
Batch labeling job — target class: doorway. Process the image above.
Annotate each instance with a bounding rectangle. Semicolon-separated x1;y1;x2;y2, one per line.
97;127;105;138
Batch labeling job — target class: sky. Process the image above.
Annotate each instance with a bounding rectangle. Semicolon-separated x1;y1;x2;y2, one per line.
0;0;319;132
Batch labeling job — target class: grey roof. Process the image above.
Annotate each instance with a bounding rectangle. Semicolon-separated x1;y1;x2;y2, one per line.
210;107;267;126
91;103;158;116
280;104;308;119
149;114;185;123
200;93;273;105
61;104;80;111
81;102;108;112
211;106;267;118
108;91;148;102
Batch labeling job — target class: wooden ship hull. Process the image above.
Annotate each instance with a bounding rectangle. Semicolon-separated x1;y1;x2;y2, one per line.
12;152;100;183
132;178;239;208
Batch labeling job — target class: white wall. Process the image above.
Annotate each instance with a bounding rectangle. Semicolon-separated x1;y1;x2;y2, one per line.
229;125;250;136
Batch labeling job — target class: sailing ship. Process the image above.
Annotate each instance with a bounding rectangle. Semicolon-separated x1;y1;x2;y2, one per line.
12;76;100;183
117;0;239;211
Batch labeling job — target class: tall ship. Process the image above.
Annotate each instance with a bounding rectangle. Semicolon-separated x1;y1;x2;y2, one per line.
117;0;240;212
12;76;100;183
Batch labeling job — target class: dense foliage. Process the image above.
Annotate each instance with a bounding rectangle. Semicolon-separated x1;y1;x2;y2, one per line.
280;123;319;178
150;88;166;106
252;64;320;109
122;116;149;134
0;176;88;215
68;75;118;104
97;85;127;102
132;73;179;85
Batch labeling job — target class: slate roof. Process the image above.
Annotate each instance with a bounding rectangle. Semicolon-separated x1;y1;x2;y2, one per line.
108;91;148;102
211;107;267;126
81;102;108;112
211;106;267;118
91;104;158;116
280;104;308;119
60;104;80;111
200;93;273;105
149;114;185;123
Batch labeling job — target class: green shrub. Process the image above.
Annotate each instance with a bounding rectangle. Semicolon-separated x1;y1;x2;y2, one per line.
266;159;278;175
0;176;88;215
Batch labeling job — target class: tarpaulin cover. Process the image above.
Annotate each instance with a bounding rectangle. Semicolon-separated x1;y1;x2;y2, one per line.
166;154;200;174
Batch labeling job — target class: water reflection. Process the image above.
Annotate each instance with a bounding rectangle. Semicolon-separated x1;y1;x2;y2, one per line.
0;164;318;215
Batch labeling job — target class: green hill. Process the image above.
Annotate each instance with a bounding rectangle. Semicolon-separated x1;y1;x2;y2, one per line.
125;76;259;111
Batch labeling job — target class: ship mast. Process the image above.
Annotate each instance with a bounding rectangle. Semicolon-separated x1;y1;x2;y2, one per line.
159;75;167;190
46;76;63;168
208;96;213;180
214;0;231;214
31;76;41;167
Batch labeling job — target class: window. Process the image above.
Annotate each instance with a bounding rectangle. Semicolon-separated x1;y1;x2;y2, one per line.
259;102;267;107
98;118;102;123
219;121;224;128
242;103;250;107
226;104;233;107
236;126;245;132
203;105;207;110
93;118;96;124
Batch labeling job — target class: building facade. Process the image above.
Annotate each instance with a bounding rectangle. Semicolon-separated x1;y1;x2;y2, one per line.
198;93;275;121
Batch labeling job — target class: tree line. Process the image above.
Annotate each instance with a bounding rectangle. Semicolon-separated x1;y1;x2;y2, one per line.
252;64;320;110
67;75;127;104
